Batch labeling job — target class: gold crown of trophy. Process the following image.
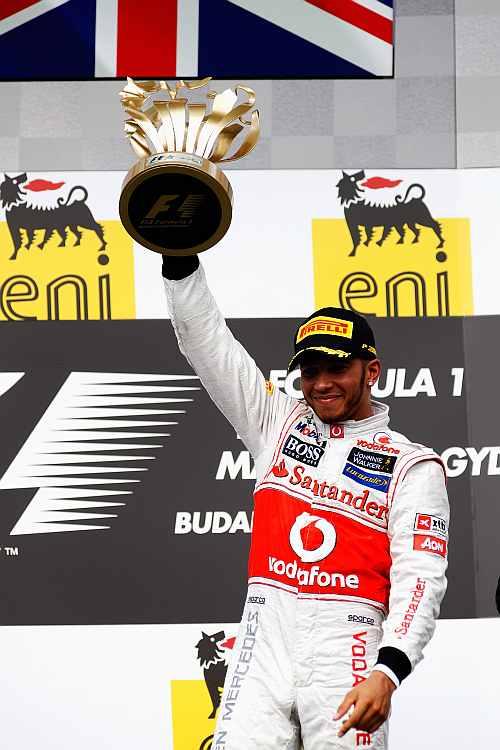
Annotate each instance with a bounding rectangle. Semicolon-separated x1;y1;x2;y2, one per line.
119;77;260;256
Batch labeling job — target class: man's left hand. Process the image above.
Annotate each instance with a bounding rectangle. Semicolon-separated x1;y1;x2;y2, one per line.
335;671;396;737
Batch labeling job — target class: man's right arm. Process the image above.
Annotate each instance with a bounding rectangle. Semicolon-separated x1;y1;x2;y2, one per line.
162;256;291;458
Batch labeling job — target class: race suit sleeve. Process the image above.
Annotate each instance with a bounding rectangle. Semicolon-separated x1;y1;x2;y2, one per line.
373;458;449;687
163;262;291;458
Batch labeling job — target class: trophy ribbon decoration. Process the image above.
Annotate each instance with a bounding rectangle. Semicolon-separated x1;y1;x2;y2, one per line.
119;77;260;255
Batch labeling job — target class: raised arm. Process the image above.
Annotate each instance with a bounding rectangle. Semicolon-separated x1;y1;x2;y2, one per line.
162;255;292;458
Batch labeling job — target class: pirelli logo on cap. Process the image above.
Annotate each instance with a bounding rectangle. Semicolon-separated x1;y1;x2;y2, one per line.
296;316;353;343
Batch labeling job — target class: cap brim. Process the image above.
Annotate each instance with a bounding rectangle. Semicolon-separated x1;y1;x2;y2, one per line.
287;345;354;372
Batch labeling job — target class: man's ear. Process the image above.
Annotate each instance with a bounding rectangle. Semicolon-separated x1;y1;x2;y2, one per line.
366;359;381;386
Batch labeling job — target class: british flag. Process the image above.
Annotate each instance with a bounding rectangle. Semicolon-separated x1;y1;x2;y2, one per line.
0;0;393;80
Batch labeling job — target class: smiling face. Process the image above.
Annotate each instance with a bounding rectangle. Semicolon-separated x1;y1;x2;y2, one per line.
299;352;381;423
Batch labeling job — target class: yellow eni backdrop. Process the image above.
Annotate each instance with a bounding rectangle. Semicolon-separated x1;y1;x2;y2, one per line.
171;680;216;750
0;221;135;321
312;218;473;316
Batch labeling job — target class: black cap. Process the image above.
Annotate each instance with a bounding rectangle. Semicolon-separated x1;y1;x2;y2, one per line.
288;307;377;372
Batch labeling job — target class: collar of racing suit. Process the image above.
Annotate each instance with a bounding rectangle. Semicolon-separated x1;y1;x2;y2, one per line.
308;399;390;442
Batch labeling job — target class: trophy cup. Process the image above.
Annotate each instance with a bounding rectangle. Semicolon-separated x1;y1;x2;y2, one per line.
119;77;259;256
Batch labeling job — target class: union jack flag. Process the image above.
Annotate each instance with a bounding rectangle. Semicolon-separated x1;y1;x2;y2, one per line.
0;0;393;80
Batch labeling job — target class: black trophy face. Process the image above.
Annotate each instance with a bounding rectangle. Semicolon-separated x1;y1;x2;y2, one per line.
125;170;225;253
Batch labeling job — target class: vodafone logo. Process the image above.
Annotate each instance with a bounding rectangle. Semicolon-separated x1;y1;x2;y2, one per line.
357;438;399;455
289;512;336;563
330;424;344;439
374;432;391;444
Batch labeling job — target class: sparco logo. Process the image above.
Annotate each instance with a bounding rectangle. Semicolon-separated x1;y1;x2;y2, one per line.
282;435;325;467
0;371;198;536
348;614;375;626
289;512;336;562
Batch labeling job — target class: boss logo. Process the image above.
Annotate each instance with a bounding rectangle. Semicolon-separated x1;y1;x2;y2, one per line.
282;435;325;467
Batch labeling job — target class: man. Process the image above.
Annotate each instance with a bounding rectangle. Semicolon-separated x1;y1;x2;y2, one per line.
163;255;449;749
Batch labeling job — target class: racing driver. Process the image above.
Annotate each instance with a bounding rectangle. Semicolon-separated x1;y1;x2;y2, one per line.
162;254;449;749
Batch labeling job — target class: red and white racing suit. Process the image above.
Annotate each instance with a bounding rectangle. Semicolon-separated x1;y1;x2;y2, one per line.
164;265;449;750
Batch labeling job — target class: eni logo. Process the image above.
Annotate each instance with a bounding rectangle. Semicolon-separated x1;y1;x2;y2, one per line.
312;171;473;317
0;173;135;321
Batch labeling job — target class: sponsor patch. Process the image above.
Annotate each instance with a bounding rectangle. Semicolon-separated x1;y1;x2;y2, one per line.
414;513;448;538
272;459;288;478
282;435;325;467
395;578;426;635
357;438;400;454
348;614;375;626
294;418;323;442
373;432;392;444
342;463;391;493
330;424;345;439
296;315;353;343
265;379;275;396
413;534;447;558
248;596;265;605
347;447;396;475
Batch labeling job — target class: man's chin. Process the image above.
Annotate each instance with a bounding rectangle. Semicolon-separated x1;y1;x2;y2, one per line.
313;405;348;424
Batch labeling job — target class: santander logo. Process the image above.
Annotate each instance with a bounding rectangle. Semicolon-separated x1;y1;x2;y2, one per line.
272;459;288;478
289;512;337;563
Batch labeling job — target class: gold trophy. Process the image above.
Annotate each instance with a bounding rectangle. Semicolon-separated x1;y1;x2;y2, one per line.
119;77;259;256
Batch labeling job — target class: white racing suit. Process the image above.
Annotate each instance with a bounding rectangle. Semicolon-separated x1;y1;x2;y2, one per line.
164;265;449;750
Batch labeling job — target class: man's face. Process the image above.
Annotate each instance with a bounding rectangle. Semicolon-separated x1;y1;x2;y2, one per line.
299;353;380;423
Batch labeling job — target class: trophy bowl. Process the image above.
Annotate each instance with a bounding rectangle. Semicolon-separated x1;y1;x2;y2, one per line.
119;78;259;256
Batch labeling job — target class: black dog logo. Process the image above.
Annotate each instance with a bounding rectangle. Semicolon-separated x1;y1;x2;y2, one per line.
196;630;232;720
0;173;106;260
336;170;444;257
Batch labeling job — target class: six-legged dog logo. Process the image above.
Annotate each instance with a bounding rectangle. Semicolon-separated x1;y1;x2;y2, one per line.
336;170;445;258
196;630;235;719
0;173;106;260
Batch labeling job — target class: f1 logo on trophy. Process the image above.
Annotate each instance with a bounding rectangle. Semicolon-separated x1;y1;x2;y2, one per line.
118;77;260;255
